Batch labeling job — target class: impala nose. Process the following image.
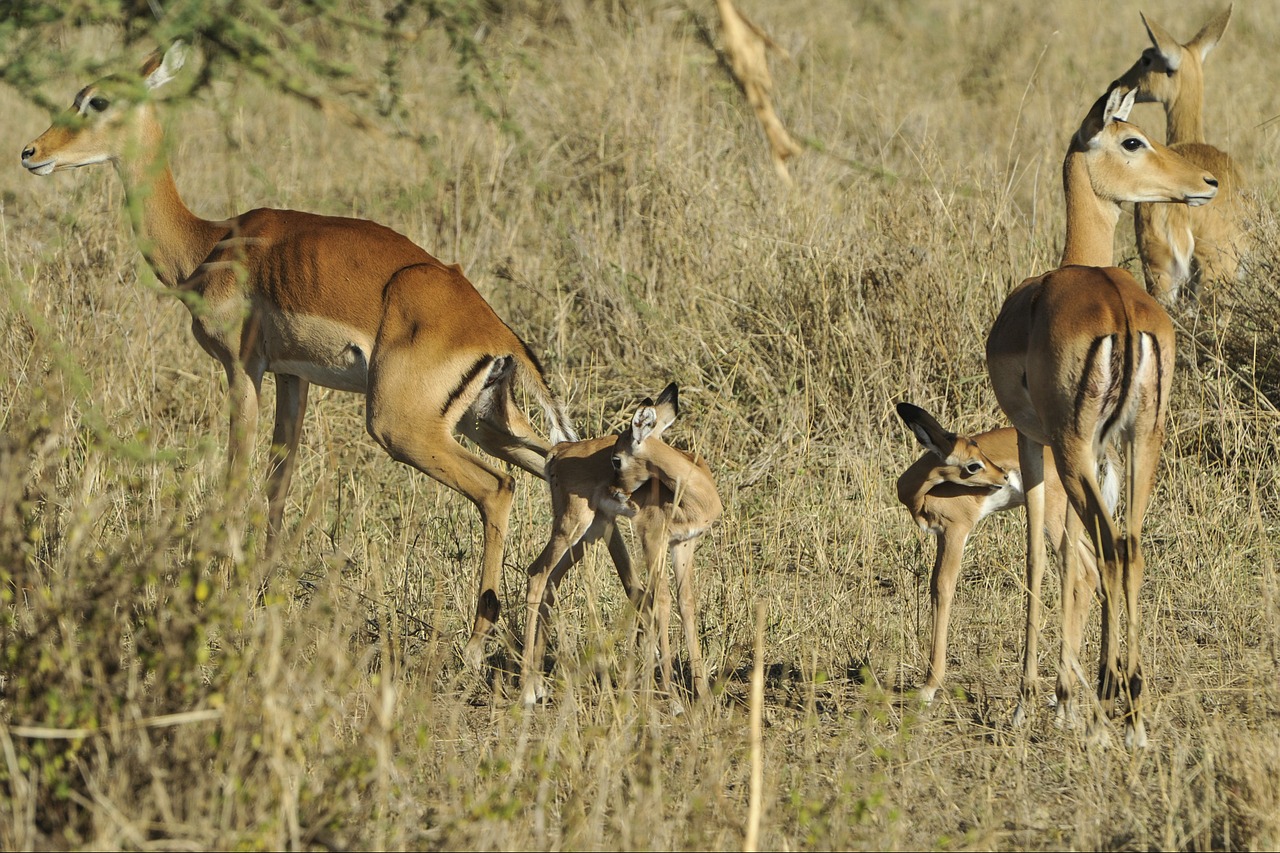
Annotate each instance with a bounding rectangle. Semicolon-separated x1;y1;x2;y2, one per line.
1205;175;1219;188
21;144;35;161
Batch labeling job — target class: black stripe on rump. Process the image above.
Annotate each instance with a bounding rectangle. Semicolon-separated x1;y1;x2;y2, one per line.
441;355;495;419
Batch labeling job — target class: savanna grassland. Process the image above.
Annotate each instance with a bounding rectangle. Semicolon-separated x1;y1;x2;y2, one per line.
3;1;1280;849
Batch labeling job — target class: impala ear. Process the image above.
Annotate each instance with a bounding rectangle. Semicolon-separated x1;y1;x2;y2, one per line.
143;41;188;91
651;383;679;435
1103;86;1137;125
630;404;658;445
896;402;956;462
1188;4;1232;62
1140;13;1183;71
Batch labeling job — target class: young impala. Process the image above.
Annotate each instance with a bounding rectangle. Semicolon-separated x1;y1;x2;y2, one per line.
894;403;1103;712
986;85;1217;746
520;384;722;708
20;43;576;668
1112;5;1244;303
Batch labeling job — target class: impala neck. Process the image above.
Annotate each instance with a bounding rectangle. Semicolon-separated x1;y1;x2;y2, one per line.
113;114;223;289
1163;85;1206;145
1059;147;1120;268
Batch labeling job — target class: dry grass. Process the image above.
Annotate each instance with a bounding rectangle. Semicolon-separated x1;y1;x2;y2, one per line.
3;1;1280;849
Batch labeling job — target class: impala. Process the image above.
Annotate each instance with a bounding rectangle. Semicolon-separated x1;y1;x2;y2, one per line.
1113;5;1244;303
520;384;722;708
986;86;1217;747
894;402;1104;711
20;43;576;668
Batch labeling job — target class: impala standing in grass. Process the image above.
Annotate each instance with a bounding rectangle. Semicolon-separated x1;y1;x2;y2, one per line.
986;86;1217;747
1113;5;1245;304
20;43;576;668
521;384;721;709
894;402;1104;710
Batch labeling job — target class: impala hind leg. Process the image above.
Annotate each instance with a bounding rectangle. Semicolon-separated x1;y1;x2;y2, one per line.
521;512;596;706
458;375;555;478
1013;433;1047;728
1119;429;1163;749
670;538;708;701
368;404;517;669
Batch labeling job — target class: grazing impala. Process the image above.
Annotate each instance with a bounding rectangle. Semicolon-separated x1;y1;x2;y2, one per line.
894;403;1104;710
20;43;576;668
987;86;1217;746
521;384;721;708
1113;5;1244;303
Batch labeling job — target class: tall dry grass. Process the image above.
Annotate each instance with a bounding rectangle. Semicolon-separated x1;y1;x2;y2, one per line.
2;1;1280;849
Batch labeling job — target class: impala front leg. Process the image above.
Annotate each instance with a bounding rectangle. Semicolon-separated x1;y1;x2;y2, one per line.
920;525;969;704
266;374;310;541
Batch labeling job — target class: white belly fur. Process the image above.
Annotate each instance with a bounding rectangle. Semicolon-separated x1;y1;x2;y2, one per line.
263;311;373;393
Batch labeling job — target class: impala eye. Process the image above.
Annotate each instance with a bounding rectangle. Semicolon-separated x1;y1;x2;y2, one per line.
1121;136;1146;152
963;461;984;476
89;96;110;112
611;456;623;471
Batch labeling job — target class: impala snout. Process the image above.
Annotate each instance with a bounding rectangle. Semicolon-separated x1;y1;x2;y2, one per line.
1186;173;1219;207
21;140;56;176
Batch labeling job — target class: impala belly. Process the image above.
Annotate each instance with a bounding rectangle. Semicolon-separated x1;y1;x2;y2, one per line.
262;311;373;392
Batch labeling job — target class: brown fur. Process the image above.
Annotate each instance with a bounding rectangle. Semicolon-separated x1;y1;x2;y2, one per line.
1112;6;1246;303
986;87;1214;746
521;384;722;708
894;404;1101;706
21;44;575;668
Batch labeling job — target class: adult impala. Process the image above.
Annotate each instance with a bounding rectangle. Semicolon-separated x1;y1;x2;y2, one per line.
521;384;722;708
1113;5;1244;303
21;43;576;668
894;403;1104;711
986;86;1217;747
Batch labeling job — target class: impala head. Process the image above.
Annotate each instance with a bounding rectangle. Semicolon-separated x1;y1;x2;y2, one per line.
21;42;187;177
612;383;679;495
1073;85;1218;208
1112;6;1231;108
895;402;1009;492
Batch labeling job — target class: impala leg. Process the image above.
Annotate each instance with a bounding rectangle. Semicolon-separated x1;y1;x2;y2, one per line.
369;407;516;669
521;511;595;706
459;394;553;479
670;537;708;701
1122;422;1164;749
920;526;969;704
221;363;262;498
636;508;674;700
1054;505;1087;720
1052;441;1122;740
1014;433;1047;728
266;374;309;542
605;524;642;609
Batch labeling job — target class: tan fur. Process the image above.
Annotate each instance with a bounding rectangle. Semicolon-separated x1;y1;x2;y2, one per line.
1112;6;1245;303
986;87;1215;747
521;384;722;708
894;404;1100;706
21;44;576;668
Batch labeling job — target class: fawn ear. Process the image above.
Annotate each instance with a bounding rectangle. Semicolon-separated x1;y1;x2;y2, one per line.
896;402;956;462
143;41;188;91
651;383;679;435
630;403;659;445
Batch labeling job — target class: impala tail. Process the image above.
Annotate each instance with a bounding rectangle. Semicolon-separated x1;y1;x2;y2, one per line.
511;343;578;445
